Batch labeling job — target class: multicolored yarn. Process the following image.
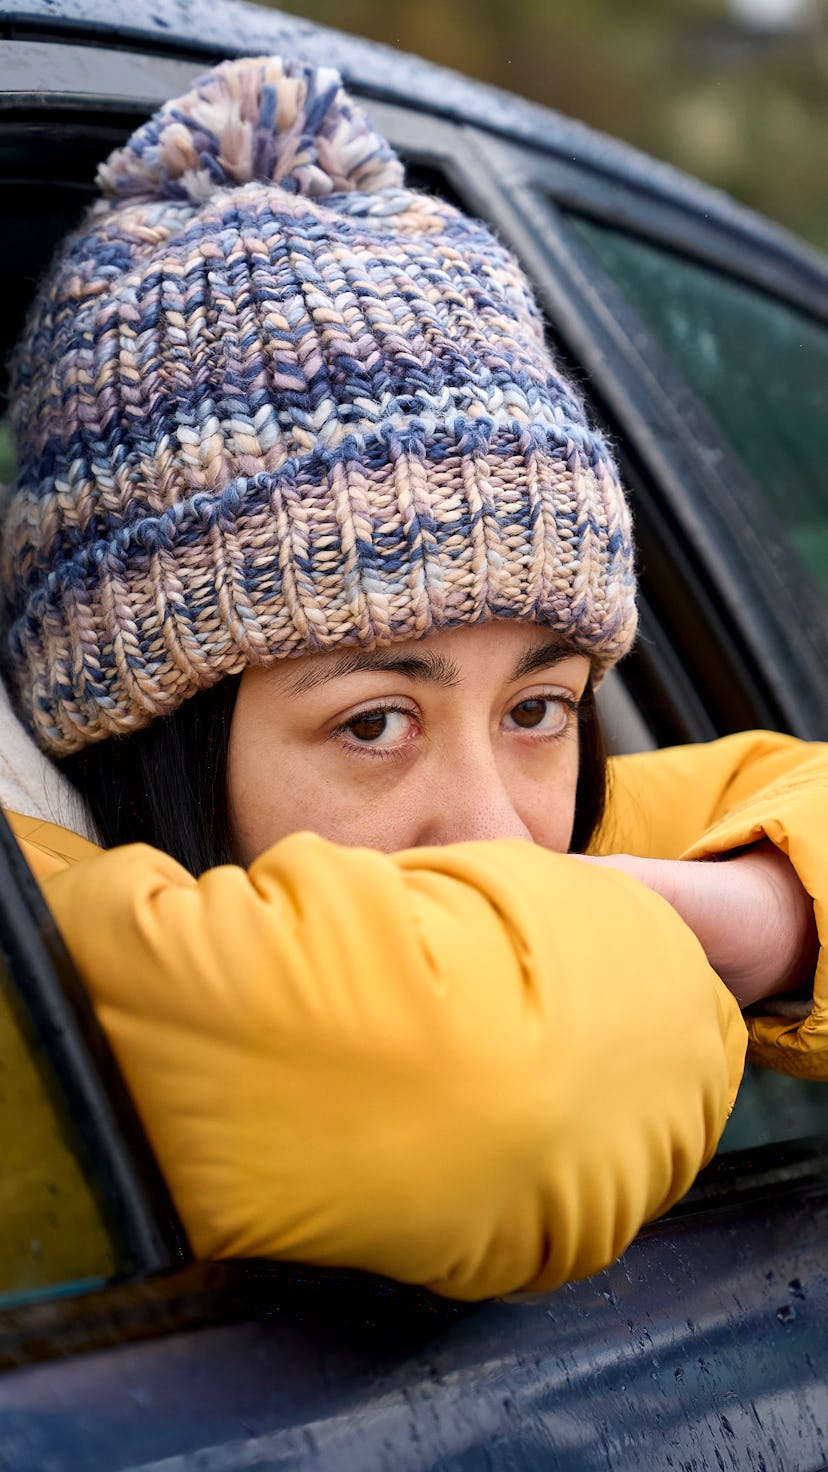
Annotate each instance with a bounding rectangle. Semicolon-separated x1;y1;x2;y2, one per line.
1;55;637;756
96;55;404;203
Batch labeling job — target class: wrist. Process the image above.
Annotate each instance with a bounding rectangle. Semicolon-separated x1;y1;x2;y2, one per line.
741;840;818;1002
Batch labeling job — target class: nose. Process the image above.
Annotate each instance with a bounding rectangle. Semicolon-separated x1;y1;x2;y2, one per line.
413;739;533;846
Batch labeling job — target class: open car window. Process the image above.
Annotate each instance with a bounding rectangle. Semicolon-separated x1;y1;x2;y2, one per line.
0;51;825;1262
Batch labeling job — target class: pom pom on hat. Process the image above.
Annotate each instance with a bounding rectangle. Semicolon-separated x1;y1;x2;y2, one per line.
96;54;405;204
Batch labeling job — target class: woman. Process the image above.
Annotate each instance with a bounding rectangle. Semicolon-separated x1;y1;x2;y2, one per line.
1;56;825;1301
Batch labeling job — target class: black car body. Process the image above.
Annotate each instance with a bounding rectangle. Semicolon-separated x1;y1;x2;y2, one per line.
0;2;827;1467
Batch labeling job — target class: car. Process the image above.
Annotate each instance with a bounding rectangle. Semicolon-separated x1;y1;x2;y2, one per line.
0;1;827;1468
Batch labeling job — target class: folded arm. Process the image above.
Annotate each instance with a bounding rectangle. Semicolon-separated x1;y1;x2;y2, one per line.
608;730;828;1073
580;841;817;1008
41;834;744;1301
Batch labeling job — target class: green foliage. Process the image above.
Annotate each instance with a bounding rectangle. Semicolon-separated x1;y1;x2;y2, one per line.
265;0;828;255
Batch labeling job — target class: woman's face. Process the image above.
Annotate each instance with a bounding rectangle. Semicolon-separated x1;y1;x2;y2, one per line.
227;621;591;863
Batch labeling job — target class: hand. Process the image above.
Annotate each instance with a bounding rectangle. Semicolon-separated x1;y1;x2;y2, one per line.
577;842;818;1008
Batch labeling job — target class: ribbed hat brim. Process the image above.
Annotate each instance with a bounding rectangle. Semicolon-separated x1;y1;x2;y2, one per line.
7;414;637;753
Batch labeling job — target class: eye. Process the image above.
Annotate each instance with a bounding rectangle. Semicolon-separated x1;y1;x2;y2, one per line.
504;695;575;736
336;706;417;751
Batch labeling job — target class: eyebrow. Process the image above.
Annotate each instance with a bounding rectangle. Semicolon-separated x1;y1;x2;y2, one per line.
511;640;582;681
284;637;581;696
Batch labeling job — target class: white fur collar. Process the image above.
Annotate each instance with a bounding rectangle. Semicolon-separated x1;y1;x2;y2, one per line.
0;678;97;841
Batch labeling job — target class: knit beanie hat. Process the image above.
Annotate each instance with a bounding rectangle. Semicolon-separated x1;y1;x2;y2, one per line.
1;55;637;756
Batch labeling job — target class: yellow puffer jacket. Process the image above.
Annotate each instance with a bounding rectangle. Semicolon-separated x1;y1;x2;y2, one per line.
8;729;828;1301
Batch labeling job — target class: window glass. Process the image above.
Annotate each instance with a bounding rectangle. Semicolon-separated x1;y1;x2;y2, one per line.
566;216;828;599
0;420;13;485
561;216;828;1155
719;1061;827;1153
0;957;119;1304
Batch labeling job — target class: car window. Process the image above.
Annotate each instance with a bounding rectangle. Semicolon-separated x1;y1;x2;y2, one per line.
0;960;119;1305
0;103;824;1231
565;216;828;601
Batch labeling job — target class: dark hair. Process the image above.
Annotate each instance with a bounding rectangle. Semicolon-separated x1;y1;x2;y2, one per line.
571;680;609;855
60;677;242;876
59;673;608;874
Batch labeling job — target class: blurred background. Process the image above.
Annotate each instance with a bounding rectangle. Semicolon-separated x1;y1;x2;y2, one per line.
265;0;828;256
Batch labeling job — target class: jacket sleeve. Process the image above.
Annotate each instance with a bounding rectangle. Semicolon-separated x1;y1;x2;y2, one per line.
41;835;745;1301
608;731;828;1080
